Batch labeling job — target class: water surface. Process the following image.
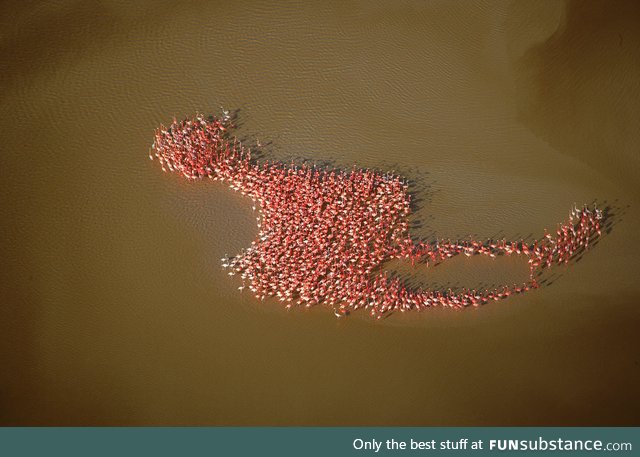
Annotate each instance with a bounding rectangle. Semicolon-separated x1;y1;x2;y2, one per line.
1;0;639;425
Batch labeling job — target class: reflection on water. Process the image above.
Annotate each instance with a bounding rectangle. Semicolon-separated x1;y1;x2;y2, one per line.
1;0;639;425
512;0;640;194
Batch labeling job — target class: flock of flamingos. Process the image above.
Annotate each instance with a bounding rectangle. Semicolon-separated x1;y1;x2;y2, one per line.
149;112;603;318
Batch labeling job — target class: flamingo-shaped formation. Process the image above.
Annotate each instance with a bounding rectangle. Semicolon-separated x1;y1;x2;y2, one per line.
150;112;603;318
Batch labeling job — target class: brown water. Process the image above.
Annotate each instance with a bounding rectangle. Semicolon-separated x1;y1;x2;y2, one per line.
1;0;639;425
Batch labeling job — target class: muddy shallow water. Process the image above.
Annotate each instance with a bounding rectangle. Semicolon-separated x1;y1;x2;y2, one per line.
1;0;639;425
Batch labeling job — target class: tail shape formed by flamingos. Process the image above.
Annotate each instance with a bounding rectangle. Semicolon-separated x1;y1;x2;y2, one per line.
150;113;603;318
